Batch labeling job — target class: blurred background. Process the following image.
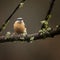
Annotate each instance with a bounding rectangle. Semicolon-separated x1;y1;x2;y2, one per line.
0;0;60;60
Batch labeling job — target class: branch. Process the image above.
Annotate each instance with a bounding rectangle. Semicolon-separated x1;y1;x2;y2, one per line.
45;0;55;20
0;26;60;43
41;0;55;29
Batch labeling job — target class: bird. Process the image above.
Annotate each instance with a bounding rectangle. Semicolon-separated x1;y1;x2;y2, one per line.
13;18;27;35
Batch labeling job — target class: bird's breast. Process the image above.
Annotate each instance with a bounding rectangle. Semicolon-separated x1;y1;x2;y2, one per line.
14;23;26;34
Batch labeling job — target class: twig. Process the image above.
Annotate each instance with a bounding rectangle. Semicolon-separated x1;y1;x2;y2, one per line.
45;0;55;20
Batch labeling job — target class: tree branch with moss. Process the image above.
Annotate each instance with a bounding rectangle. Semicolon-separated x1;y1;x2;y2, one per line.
0;24;60;43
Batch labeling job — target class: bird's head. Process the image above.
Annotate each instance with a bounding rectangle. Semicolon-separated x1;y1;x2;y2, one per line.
14;17;25;25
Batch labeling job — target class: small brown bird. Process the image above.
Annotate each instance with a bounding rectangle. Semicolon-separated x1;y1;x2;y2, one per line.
13;18;27;35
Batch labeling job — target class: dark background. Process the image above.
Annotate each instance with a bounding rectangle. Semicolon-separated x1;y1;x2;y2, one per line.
0;0;60;60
